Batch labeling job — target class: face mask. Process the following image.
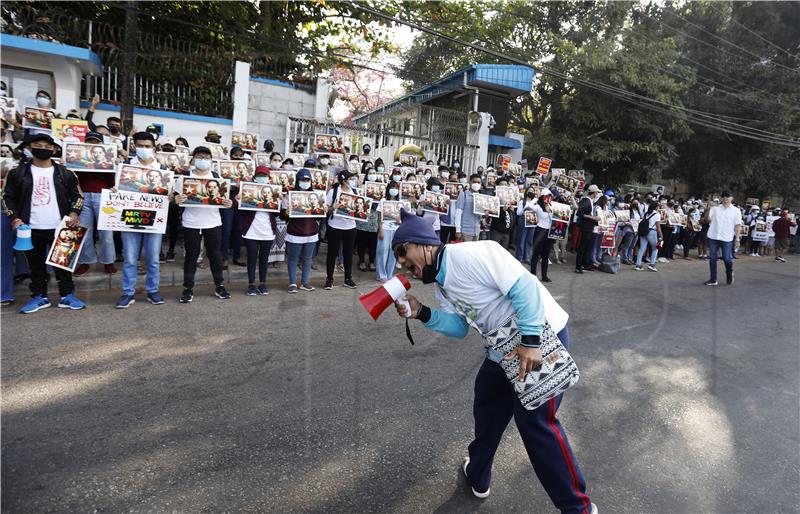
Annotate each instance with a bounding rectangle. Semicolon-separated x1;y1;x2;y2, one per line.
453;163;460;169
350;160;359;167
31;147;54;160
459;178;468;185
389;188;399;197
348;178;358;188
108;125;120;135
136;147;154;161
392;174;401;181
367;174;377;182
424;174;431;181
377;166;385;173
255;176;269;184
0;89;6;97
283;164;293;170
431;186;441;192
298;180;311;190
297;147;305;153
207;137;220;144
527;192;535;199
421;248;439;284
270;161;281;170
470;183;481;192
23;148;33;159
194;158;212;171
320;158;330;165
36;96;50;107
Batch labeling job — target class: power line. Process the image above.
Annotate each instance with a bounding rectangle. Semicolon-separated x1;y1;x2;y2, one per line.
707;3;800;63
351;4;800;148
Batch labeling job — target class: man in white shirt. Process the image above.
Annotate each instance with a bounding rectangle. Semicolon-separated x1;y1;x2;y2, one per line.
703;191;742;286
2;133;86;313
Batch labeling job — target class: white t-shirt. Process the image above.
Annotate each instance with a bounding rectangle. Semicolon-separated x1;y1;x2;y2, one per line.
29;165;63;230
181;171;223;230
532;204;552;229
436;241;569;334
326;186;356;231
244;212;275;241
644;210;661;229
707;204;742;242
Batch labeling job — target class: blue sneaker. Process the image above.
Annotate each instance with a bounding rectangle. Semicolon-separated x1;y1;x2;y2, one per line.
59;294;86;310
20;295;51;314
257;284;269;295
115;295;135;309
146;292;165;305
246;284;258;296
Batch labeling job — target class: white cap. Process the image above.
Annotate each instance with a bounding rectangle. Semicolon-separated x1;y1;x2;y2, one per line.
161;137;176;147
540;188;553;197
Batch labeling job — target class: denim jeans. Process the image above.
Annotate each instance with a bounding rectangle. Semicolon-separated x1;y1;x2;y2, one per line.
287;241;315;286
708;238;733;281
621;230;636;262
375;228;397;280
78;191;116;264
220;207;242;262
636;230;658;267
121;232;163;295
1;215;15;301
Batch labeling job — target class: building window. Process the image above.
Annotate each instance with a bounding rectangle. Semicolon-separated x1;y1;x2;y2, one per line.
0;66;55;112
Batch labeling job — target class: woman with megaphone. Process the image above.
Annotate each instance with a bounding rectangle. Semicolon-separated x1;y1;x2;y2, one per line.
391;208;596;514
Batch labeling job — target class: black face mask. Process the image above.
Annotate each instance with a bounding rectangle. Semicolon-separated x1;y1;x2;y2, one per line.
264;145;274;153
207;137;221;144
31;148;54;160
296;146;305;153
109;126;121;134
421;247;440;284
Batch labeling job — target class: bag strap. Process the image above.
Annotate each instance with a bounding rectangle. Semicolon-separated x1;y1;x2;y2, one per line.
436;284;485;337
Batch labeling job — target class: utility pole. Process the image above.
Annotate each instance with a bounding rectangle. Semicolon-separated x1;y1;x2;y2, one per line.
119;0;138;134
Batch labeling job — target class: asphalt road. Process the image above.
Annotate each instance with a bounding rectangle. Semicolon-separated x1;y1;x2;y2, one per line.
2;254;799;513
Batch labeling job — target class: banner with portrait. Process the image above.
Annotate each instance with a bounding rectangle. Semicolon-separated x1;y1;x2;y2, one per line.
287;190;327;218
381;200;411;224
238;182;282;212
23;106;56;131
473;193;500;218
308;169;329;191
548;201;572;240
313;133;345;154
46;216;88;272
363;181;385;202
420;191;450;215
156;151;191;174
270;170;297;191
334;192;372;221
231;131;259;152
178;176;230;208
116;164;174;196
51;119;89;143
64;142;117;172
216;159;255;182
494;185;519;207
97;188;170;234
444;182;462;200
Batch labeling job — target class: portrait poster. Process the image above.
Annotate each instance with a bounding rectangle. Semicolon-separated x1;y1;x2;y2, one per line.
652;184;665;196
216;159;255;182
420;191;450;215
766;215;779;238
23;106;56;131
444;182;461;200
568;169;585;179
524;210;538;228
178;176;230;208
657;208;668;224
287;190;327;218
364;181;385;202
255;152;271;168
398;153;418;168
507;163;522;177
97;188;170;234
614;210;631;223
553;186;573;202
422;164;437;177
400;181;424;202
535;156;553;175
485;173;497;188
746;197;760;206
550;201;572;223
752;220;769;242
496;154;512;172
0;97;19;119
285;152;308;167
174;145;191;157
494;185;519;207
64;142;117;172
381;200;411;224
303;168;329;192
473;193;500;218
525;176;541;188
313;133;345;154
156;151;191;174
555;174;580;193
334;192;372;221
270;170;297;191
371;172;388;184
117;164;174;195
520;158;528;173
51;119;89;143
548;220;569;240
206;142;228;159
667;212;686;227
231;131;258;152
45;217;88;272
238;182;282;212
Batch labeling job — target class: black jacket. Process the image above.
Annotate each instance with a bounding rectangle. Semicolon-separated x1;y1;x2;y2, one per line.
2;161;83;223
576;197;596;231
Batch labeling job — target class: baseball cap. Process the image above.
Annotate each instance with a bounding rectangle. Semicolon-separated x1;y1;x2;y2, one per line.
337;169;356;182
192;145;212;156
84;131;104;143
540;188;553;197
296;168;312;181
254;165;269;176
587;184;602;194
721;191;733;197
161;137;176;147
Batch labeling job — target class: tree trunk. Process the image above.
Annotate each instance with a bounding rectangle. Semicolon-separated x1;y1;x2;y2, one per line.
119;0;138;134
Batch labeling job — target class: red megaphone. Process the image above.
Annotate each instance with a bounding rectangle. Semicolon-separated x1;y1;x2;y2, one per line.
359;274;412;321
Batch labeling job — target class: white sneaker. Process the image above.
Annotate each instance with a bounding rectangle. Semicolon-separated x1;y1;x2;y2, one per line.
462;457;490;499
590;503;598;514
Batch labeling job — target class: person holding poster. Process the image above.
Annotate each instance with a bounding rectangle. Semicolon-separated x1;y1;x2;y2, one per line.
73;131;118;277
375;182;404;282
574;185;602;273
115;132;168;308
2;133;87;313
174;146;234;303
529;189;555;283
701;191;742;285
635;200;664;272
279;169;320;293
455;174;484;241
390;210;595;514
324;169;360;290
239;165;277;296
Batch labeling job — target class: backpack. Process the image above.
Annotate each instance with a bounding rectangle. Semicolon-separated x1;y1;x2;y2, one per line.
638;211;654;237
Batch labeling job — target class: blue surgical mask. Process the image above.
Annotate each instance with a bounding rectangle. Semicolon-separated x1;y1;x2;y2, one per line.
298;180;311;190
255;176;269;184
431;186;441;192
23;148;33;159
136;147;154;161
367;174;377;182
194;158;212;171
36;96;50;107
377;166;385;173
389;188;399;197
348;178;358;188
392;174;401;181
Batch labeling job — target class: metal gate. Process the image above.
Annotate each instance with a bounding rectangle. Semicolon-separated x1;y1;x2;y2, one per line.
286;116;479;171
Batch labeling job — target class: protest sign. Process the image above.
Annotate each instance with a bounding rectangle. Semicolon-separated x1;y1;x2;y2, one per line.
548;201;572;240
752;220;769;242
555;174;580;193
270;170;296;191
334;192;372;221
496;154;512;172
398;153;418;168
524;210;538;228
495;185;519;207
51;119;88;142
308;169;329;191
64;142;117;172
231;131;258;152
98;188;170;234
420;191;450;215
485;173;498;188
314;133;345;154
178;176;230;207
0;97;18;119
614;210;631;223
23;106;56;131
444;182;461;200
238;182;282;212
285;152;308;167
363;181;385;202
381;200;410;224
287;190;327;218
216;159;255;182
535;156;553;175
205;142;227;159
117;164;173;195
473;193;500;218
746;197;760;206
766;215;779;238
156;151;191;174
46;217;88;272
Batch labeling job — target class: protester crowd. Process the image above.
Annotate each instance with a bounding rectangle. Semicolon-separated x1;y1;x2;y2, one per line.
1;88;798;313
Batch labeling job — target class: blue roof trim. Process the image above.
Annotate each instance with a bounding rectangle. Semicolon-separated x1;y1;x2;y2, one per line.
1;34;104;73
354;64;534;123
488;135;522;149
79;102;233;125
250;75;300;90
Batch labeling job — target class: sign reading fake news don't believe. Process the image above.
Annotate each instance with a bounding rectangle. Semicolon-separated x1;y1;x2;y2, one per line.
97;189;170;234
